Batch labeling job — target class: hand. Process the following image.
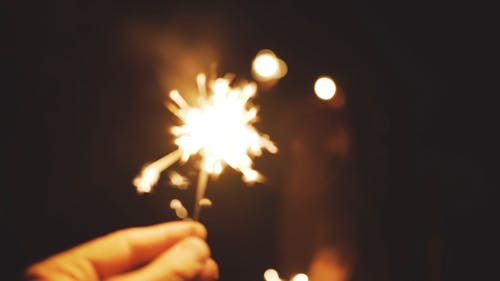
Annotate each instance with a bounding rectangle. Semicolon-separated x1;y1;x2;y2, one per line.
24;221;219;281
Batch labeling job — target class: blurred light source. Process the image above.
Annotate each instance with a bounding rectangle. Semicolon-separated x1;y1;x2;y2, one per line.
252;49;287;83
314;76;336;100
291;273;309;281
264;268;281;281
254;54;279;78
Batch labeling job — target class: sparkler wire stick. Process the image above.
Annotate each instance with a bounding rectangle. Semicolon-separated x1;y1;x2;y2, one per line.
193;169;209;221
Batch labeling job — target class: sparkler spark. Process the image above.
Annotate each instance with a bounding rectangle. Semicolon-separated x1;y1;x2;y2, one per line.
134;72;278;220
168;171;190;189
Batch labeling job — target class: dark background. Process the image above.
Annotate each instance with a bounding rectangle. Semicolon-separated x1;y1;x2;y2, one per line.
3;0;497;280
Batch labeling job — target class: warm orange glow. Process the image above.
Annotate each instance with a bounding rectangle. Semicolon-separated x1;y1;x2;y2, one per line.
314;76;336;100
252;49;287;82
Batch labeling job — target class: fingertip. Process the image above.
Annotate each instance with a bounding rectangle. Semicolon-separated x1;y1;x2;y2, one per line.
77;221;210;279
210;259;220;280
198;258;219;281
179;237;211;260
111;236;214;281
179;220;207;239
140;237;210;281
192;222;208;240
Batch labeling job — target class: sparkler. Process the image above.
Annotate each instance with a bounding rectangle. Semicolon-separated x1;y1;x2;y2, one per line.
134;72;278;220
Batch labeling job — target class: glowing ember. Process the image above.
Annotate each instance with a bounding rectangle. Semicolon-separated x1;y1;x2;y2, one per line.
134;72;277;220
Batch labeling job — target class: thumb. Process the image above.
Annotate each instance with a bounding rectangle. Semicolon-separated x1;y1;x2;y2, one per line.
106;237;213;281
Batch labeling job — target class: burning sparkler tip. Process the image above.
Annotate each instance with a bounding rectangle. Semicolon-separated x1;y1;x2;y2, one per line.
135;69;277;220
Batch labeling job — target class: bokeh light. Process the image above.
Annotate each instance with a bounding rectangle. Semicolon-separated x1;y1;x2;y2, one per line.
291;273;309;281
314;76;336;100
253;53;279;78
264;268;281;281
252;49;287;82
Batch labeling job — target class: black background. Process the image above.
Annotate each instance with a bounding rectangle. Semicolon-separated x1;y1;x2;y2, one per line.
3;0;497;280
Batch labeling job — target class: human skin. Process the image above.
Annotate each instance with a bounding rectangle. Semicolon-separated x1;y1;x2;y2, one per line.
24;221;219;281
